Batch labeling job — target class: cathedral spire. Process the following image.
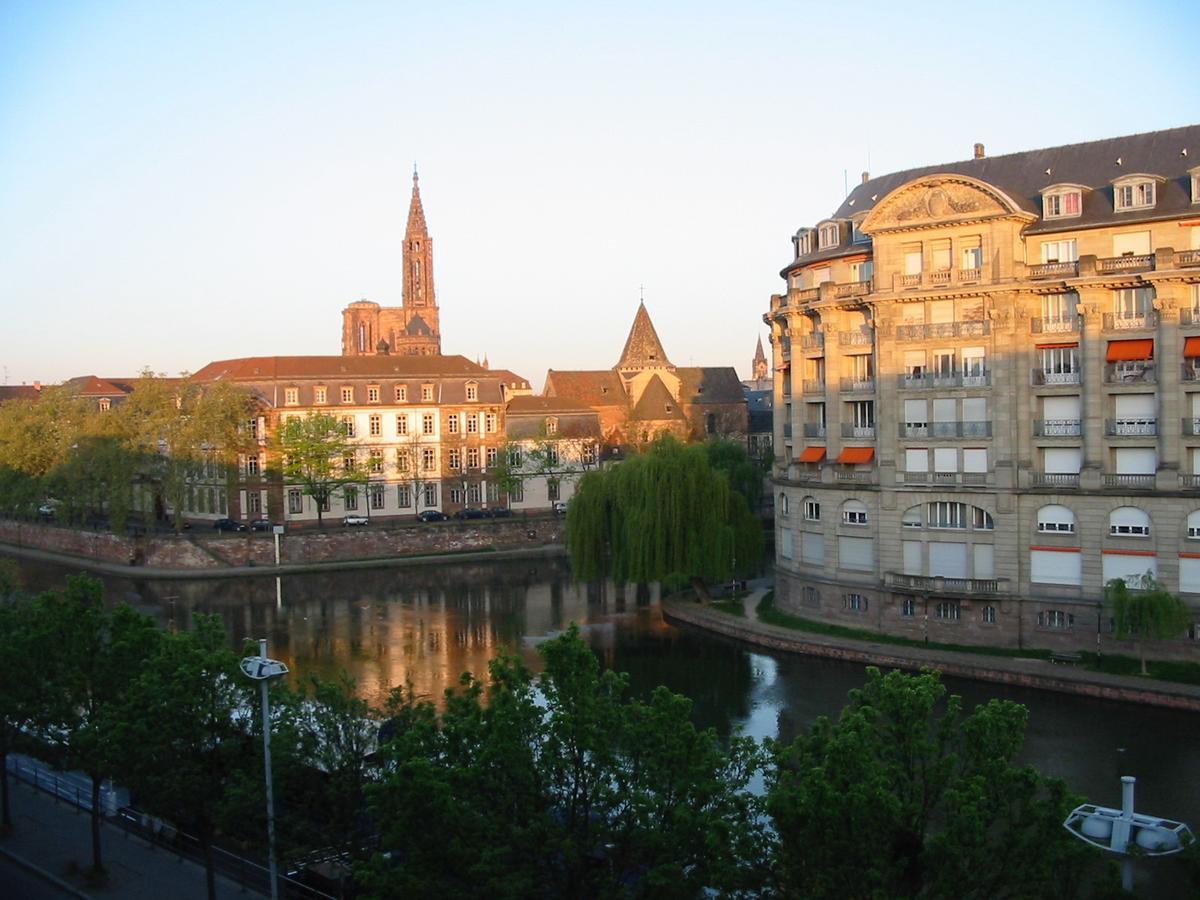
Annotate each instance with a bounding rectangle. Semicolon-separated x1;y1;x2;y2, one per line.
406;164;428;235
752;335;769;381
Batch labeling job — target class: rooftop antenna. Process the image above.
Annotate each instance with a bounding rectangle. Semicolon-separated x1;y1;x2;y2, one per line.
639;284;644;303
843;169;848;198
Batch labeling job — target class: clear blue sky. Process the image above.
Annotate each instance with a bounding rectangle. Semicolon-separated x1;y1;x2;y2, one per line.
2;1;1196;388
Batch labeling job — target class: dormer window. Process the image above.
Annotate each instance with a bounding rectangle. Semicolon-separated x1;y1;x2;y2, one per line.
1113;176;1159;212
98;398;111;411
465;381;478;402
546;417;558;435
1190;166;1200;204
795;229;814;256
421;383;434;402
818;223;840;250
1041;185;1083;219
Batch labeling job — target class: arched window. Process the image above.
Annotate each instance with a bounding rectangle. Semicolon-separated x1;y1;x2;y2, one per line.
842;499;869;525
803;496;820;521
1109;506;1151;537
779;493;789;517
1037;504;1076;533
1187;510;1200;539
901;506;922;528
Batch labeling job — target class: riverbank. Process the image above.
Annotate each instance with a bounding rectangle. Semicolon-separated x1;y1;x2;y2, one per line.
663;589;1200;712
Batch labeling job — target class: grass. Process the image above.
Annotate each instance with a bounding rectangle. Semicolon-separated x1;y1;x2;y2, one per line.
708;599;746;617
732;591;1200;687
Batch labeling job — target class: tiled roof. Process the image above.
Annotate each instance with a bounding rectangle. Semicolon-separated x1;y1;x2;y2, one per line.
617;302;674;371
65;376;137;396
506;395;595;415
506;410;601;441
544;370;627;406
676;367;745;404
190;355;489;382
0;385;41;403
834;124;1200;235
631;375;686;421
490;368;531;390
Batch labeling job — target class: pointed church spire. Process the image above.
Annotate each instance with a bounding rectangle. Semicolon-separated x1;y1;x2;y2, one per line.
617;301;674;372
752;335;769;381
406;164;428;235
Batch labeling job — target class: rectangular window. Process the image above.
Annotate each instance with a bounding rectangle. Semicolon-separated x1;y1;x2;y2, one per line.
342;416;356;438
801;532;824;565
340;386;354;404
367;385;380;403
547;445;560;465
449;487;464;505
396;484;412;508
246;455;259;475
510;480;524;502
343;454;356;473
508;446;523;467
486;447;498;467
905;448;929;473
1040;239;1078;264
547;480;560;501
449;449;461;471
466;383;478;401
396;414;408;435
846;592;867;611
803;499;820;521
485;413;497;433
467;447;480;468
421;448;436;472
423;483;438;507
288;489;303;514
314;386;327;404
421;384;434;402
246;491;261;514
935;601;961;621
818;223;839;249
396;450;411;473
284;387;299;406
422;413;435;435
368;449;384;473
369;414;382;436
344;486;358;511
928;501;966;529
370;484;385;510
447;415;459;434
959;236;982;270
931;239;951;271
901;598;916;618
468;483;482;503
1039;610;1074;629
903;243;923;275
467;415;479;434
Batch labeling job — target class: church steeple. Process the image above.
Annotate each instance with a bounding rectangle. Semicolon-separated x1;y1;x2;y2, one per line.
406;165;428;235
752;336;768;381
402;166;437;324
617;301;674;373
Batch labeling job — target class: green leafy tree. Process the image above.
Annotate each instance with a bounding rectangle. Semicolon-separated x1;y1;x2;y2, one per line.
1107;573;1193;675
104;614;250;900
0;385;99;517
275;412;360;526
704;438;766;513
0;579;38;833
765;666;1111;899
29;576;162;875
566;435;761;594
362;625;766;899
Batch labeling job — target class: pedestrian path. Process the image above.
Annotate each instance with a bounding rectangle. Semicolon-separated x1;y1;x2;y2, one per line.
0;776;266;900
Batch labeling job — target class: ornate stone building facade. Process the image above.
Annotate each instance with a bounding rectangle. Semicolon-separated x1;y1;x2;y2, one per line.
341;170;442;357
545;302;747;449
765;125;1200;658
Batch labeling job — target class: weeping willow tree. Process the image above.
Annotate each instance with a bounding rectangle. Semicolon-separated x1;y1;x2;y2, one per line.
566;435;761;595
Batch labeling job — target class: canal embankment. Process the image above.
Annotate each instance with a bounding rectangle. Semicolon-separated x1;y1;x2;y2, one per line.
663;592;1200;713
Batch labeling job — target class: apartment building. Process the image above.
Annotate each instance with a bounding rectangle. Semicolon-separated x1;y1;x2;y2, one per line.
765;125;1200;656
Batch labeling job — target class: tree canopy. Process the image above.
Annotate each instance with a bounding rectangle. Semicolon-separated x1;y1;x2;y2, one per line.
565;435;761;591
274;411;360;525
1107;573;1192;675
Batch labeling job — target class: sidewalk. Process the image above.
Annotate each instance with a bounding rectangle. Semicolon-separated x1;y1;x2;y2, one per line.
666;580;1200;712
0;777;266;900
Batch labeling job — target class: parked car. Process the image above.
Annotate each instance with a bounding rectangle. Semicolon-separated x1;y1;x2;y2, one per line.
342;514;369;526
37;500;58;519
416;510;447;523
249;519;276;532
453;508;487;520
552;500;569;515
213;518;248;532
488;507;513;518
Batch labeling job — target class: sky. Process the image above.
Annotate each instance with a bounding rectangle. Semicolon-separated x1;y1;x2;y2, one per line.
1;1;1197;390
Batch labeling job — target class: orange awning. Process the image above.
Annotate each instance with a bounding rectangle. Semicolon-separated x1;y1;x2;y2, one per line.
1036;342;1078;350
837;447;875;465
1106;339;1154;362
797;447;826;463
1185;337;1200;358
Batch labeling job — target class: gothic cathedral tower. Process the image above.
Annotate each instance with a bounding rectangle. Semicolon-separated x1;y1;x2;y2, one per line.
341;168;443;356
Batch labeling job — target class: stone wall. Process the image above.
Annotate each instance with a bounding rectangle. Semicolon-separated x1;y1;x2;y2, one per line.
0;517;565;572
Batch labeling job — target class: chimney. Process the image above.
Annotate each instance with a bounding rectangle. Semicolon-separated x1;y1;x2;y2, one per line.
33;380;42;391
973;142;985;159
861;171;870;184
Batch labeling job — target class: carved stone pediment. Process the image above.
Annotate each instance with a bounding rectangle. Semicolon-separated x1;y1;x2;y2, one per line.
862;175;1028;234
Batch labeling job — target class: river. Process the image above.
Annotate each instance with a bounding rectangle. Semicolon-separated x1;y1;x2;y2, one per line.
7;553;1200;895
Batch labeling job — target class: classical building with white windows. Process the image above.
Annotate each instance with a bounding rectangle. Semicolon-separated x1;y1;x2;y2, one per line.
501;396;602;511
765;125;1200;657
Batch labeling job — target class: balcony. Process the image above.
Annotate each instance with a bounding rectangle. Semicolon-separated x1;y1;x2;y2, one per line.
892;268;990;291
835;469;874;484
1104;364;1156;385
883;572;1010;596
799;334;825;351
1031;368;1082;386
1183;418;1200;436
899;421;992;438
802;423;826;438
839;377;876;393
788;287;820;304
1029;261;1079;279
841;423;876;439
1182;365;1200;383
1103;311;1159;331
899;371;991;390
1034;419;1082;437
1181;475;1200;489
1103;474;1155;489
1096;254;1155;275
1031;473;1080;488
1179;250;1200;267
1180;308;1200;326
802;380;826;395
1105;418;1157;436
834;280;873;299
1030;315;1081;335
894;320;991;342
838;327;874;346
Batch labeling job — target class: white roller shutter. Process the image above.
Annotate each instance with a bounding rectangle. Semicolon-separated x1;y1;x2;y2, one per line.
903;541;923;575
962;397;987;421
934;448;958;473
1180;558;1200;594
902;304;925;323
973;544;995;579
929;542;968;577
933;398;956;421
1192;394;1200;417
801;532;825;565
903;349;926;367
929;300;955;323
1114;448;1156;475
838;536;874;571
1115;394;1155;418
905;449;929;472
1113;231;1151;256
1102;553;1157;587
963;448;988;473
904;399;927;424
1044;448;1082;473
779;528;793;559
1031;549;1082;585
1044;396;1081;419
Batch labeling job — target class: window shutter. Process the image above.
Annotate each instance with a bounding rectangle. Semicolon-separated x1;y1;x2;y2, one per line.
934;448;957;473
1102;552;1156;587
963;448;988;473
1031;549;1082;585
1044;396;1081;419
929;542;968;578
902;540;923;575
1181;558;1200;594
973;544;995;579
838;536;874;571
1112;231;1151;256
1114;448;1156;475
1114;394;1155;418
905;449;929;472
1044;448;1082;473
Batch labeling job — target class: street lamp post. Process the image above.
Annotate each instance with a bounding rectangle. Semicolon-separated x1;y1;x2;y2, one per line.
240;639;289;900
